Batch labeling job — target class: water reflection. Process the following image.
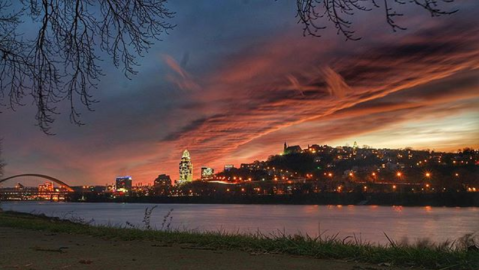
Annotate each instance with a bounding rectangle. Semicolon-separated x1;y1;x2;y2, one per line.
2;202;478;245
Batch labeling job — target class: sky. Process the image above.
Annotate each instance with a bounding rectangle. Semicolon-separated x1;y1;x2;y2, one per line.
1;0;479;186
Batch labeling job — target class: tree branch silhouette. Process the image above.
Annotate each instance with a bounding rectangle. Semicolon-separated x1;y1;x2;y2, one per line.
296;0;457;40
0;0;174;134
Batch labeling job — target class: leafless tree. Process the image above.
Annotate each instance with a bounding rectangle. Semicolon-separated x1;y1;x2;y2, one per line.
296;0;457;40
0;0;174;134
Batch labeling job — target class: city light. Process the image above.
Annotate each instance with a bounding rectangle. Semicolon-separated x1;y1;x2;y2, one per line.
2;144;477;202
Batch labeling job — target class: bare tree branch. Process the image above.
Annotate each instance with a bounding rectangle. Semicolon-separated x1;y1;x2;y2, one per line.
296;0;457;40
0;0;174;134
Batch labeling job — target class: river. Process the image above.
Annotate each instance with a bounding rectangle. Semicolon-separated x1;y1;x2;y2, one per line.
2;202;478;245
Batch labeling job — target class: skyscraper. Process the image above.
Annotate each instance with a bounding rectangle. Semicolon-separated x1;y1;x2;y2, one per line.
178;149;193;185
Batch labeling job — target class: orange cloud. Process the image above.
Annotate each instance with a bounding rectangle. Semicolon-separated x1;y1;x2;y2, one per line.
160;20;479;179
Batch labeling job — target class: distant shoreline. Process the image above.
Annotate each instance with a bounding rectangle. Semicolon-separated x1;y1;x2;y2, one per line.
4;192;476;207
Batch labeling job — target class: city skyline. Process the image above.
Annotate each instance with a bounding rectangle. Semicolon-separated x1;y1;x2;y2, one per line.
1;1;479;186
2;142;477;197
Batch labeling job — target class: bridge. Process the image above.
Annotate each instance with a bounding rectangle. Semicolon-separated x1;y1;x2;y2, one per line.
0;174;74;192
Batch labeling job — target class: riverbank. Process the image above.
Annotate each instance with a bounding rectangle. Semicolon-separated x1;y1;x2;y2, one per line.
0;211;477;269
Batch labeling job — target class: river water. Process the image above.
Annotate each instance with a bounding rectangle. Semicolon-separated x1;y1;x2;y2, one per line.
2;202;478;245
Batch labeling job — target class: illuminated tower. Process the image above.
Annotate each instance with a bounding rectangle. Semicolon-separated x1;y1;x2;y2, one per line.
178;149;193;185
353;141;358;155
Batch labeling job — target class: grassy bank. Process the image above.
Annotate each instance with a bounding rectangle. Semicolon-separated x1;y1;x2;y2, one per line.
0;211;478;269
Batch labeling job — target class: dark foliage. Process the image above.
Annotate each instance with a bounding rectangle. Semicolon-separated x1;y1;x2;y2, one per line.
268;153;316;174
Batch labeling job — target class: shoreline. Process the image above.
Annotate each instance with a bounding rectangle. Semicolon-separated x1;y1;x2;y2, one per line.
3;200;479;208
0;211;478;269
64;192;479;207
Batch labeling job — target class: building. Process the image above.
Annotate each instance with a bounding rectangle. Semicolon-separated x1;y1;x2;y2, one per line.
14;183;24;190
38;182;54;192
201;167;214;180
105;183;115;193
116;176;133;194
353;141;358;155
224;164;235;171
307;144;321;153
178;150;193;185
283;142;302;155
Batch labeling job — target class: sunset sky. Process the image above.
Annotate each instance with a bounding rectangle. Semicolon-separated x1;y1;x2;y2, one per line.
1;0;478;186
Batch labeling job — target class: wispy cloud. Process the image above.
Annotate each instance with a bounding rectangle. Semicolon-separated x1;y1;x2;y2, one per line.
164;55;202;92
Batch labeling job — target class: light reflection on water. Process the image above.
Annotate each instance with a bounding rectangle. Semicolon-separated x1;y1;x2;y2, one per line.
2;202;478;245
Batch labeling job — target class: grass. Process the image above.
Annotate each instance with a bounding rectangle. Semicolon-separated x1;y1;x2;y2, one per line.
0;210;478;269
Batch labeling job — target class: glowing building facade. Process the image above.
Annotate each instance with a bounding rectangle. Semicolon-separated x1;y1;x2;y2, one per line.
116;176;133;193
178;150;193;185
201;166;214;180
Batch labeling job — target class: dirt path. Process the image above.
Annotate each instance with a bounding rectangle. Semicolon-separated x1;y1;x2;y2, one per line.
0;227;411;270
